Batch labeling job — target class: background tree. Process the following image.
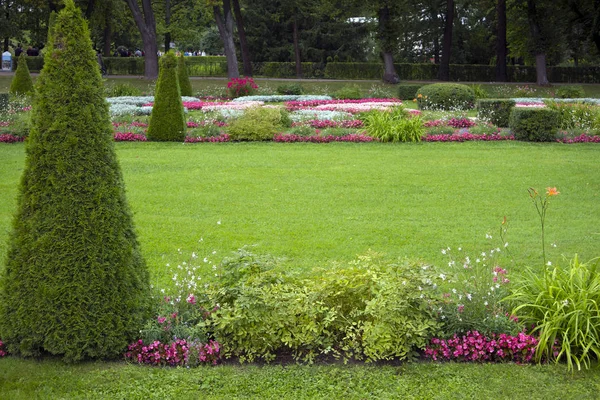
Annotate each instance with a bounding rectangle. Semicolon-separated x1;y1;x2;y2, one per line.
9;53;33;95
211;0;239;78
177;53;193;96
496;0;508;81
437;0;454;80
0;0;150;362
123;0;159;79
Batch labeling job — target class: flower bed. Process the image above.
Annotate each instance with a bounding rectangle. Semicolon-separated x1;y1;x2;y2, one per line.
232;95;332;103
125;339;220;366
557;134;600;143
285;98;401;111
185;134;230;143
424;133;514;142
274;133;374;143
114;132;147;142
294;119;364;129
0;134;25;143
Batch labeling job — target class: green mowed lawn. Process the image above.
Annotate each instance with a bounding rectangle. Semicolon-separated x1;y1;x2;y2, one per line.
2;141;600;397
1;142;600;288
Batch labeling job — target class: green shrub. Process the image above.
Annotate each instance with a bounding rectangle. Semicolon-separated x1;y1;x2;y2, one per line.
0;93;8;111
177;54;193;97
285;125;314;137
227;107;290;141
0;0;150;362
276;83;304;95
362;107;423;142
397;84;423;100
470;84;488;99
508;255;600;371
9;54;34;96
477;99;516;127
468;122;501;135
545;101;600;131
188;124;222;138
509;108;559;142
424;125;455;136
333;84;362;100
147;52;186;142
555;85;585;99
105;82;142;97
201;249;441;363
416;83;476;111
367;84;394;99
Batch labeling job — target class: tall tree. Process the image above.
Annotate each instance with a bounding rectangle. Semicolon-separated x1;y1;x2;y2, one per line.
123;0;159;79
526;0;549;85
437;0;454;80
212;0;239;78
378;2;400;83
495;0;507;81
231;0;252;76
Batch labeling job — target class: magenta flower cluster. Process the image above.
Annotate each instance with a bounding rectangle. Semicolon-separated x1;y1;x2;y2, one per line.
185;134;230;143
556;133;600;143
227;77;258;97
274;133;374;143
113;121;148;128
0;340;7;357
0;134;24;143
187;120;227;128
424;118;476;128
114;132;147;142
293;119;364;129
285;98;401;111
125;339;220;366
425;331;538;363
424;133;514;142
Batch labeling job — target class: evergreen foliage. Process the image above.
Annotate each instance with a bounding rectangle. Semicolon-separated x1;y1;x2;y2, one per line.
9;54;34;96
177;55;193;97
509;108;559;142
0;0;150;362
416;83;476;110
147;52;186;142
477;99;516;127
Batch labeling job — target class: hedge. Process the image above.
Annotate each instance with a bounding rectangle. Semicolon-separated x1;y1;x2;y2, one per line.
509;108;560;142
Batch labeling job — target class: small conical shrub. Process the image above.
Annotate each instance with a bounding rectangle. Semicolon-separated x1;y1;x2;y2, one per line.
147;52;186;141
0;0;150;362
9;54;34;95
177;54;193;97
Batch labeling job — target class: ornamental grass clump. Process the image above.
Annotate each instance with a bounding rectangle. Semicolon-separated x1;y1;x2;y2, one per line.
177;54;193;97
0;0;151;362
9;53;34;96
147;51;186;142
361;107;423;142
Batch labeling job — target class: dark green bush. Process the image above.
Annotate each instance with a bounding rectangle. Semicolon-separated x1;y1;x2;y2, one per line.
509;108;560;142
477;99;516;127
202;249;441;363
104;57;145;75
276;83;304;95
177;54;193;97
397;84;423;100
555;85;585;99
333;84;362;100
9;54;34;96
0;93;8;111
11;56;44;72
227;107;291;141
147;52;187;142
416;83;476;110
0;0;150;362
105;82;142;97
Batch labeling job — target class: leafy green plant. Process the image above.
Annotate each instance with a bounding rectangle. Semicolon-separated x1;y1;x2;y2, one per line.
416;83;476;111
276;83;304;95
507;255;600;371
470;84;488;99
9;53;34;96
105;82;142;97
147;51;187;142
527;187;560;266
333;84;362;100
397;84;423;100
468;122;501;135
477;99;515;127
509;108;560;142
555;85;585;99
188;124;222;138
545;101;600;132
227;107;291;141
362;108;423;142
0;0;151;362
177;54;193;97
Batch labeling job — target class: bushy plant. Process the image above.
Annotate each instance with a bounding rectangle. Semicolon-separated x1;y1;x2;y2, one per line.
468;122;501;136
397;84;423;100
416;83;476;111
424;125;455;136
545;101;600;132
509;108;559;142
469;84;488;99
227;106;291;141
0;93;8;111
226;77;258;98
276;83;304;95
9;53;34;96
0;0;150;362
177;54;193;97
507;255;600;371
105;82;142;97
333;84;362;100
188;124;223;139
367;84;393;99
477;99;515;127
555;85;585;99
361;107;423;142
147;51;187;142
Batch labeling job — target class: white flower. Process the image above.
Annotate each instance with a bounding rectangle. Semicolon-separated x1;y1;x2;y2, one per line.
199;237;204;242
562;299;569;307
458;247;462;251
212;251;217;255
212;265;217;270
484;301;489;306
166;263;170;267
192;252;197;259
217;220;221;225
441;249;447;255
551;243;557;248
160;288;165;294
547;261;552;266
402;280;407;285
485;233;492;239
504;242;509;248
420;294;424;299
448;261;455;267
495;284;500;289
476;258;481;263
203;257;208;263
496;248;501;252
452;288;457;294
466;293;472;301
481;252;486;257
418;286;423;291
439;274;446;281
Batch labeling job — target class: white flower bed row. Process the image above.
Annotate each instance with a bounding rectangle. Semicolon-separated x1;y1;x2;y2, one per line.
106;96;198;106
290;110;352;122
232;95;332;103
511;97;600;105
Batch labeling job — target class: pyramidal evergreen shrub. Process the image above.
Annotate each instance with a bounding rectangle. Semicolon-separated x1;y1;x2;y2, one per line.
0;0;150;362
9;54;34;95
147;52;186;141
177;54;193;97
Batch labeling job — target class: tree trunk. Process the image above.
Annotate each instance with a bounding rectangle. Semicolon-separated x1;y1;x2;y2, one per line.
495;0;508;82
292;15;302;78
102;23;111;57
214;0;239;78
591;0;600;55
526;0;549;86
124;0;159;79
84;0;95;19
378;5;399;83
232;0;252;76
433;37;439;64
165;0;171;52
3;37;9;52
437;0;454;81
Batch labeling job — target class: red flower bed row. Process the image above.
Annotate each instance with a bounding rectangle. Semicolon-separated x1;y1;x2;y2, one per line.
424;133;514;142
274;133;375;143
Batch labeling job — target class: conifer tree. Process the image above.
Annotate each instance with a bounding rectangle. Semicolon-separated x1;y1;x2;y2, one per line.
9;54;34;95
0;0;150;362
177;54;193;97
147;52;186;141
